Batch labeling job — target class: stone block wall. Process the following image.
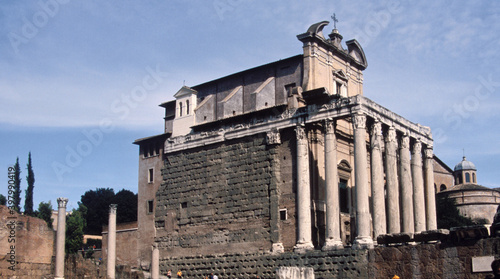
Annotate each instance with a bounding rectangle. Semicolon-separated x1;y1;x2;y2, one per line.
156;237;500;279
368;237;500;278
276;128;298;251
159;249;368;279
156;134;275;256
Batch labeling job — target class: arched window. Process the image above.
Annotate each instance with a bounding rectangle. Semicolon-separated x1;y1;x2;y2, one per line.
472;173;476;183
179;102;183;117
186;100;190;115
440;184;447;191
465;172;470;183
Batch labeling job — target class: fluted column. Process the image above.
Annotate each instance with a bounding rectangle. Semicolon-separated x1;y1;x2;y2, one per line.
399;134;414;233
411;139;426;233
294;123;314;253
370;120;386;238
55;197;68;279
151;243;159;279
424;146;437;230
352;113;373;249
107;204;117;279
323;119;343;250
385;126;400;233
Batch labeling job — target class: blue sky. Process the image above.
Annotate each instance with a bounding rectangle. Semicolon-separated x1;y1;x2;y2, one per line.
1;1;499;210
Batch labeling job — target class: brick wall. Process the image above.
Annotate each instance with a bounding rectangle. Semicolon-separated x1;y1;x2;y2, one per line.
0;205;55;278
102;221;138;268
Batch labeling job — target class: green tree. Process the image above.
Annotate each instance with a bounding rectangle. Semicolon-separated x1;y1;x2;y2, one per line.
66;203;87;254
12;157;22;213
80;188;115;235
0;194;6;205
436;196;474;229
113;189;138;223
36;201;53;229
24;152;35;216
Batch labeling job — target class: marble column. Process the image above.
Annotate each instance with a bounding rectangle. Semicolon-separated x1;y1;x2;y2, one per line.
424;146;437;230
385;126;400;233
55;197;68;279
411;139;426;233
399;134;414;233
293;124;314;253
352;113;374;249
370;120;386;238
151;243;159;279
322;119;343;250
107;204;117;279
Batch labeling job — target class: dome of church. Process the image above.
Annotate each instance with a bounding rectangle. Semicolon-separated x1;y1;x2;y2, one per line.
454;156;477;171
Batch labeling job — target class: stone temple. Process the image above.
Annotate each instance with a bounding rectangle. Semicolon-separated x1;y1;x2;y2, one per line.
131;21;498;278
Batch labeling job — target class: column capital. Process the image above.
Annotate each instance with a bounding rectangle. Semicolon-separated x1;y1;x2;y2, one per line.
412;139;422;155
370;121;382;150
57;197;68;208
352;113;366;130
109;204;118;214
385;126;397;144
295;124;306;140
400;134;410;149
324;118;336;134
266;129;281;145
424;147;434;159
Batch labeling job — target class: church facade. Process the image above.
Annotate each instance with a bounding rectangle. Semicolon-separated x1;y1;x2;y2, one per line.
133;21;451;275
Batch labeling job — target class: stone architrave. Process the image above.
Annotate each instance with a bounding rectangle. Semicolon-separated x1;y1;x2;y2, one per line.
107;204;118;279
424;146;437;230
293;124;314;253
399;134;414;234
385;126;400;233
152;243;160;279
322;119;343;250
411;139;426;233
352;113;374;249
370;120;386;238
55;197;68;279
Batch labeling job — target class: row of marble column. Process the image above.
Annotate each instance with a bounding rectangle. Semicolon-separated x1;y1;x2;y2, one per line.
293;112;437;252
53;198;120;279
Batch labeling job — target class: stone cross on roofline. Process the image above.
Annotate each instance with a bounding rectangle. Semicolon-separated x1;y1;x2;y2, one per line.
331;13;338;29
